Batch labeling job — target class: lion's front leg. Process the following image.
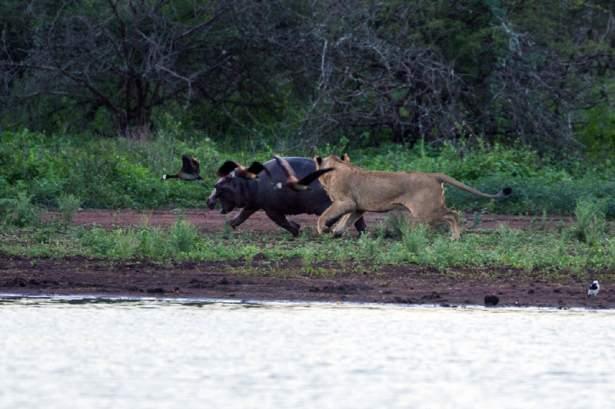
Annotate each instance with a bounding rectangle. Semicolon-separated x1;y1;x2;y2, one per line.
317;201;355;235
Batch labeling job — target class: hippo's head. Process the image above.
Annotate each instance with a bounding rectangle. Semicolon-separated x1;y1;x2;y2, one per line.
207;173;250;214
207;160;267;213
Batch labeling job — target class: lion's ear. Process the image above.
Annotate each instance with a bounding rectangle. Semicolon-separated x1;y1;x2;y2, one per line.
314;156;323;167
342;153;351;162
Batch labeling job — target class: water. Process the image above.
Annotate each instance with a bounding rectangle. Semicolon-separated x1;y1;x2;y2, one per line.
1;296;614;409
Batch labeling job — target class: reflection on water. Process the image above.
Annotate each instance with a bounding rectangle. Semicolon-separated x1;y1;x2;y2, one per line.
1;296;614;409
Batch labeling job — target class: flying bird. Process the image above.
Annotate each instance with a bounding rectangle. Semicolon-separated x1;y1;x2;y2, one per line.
273;155;333;191
587;280;600;297
217;160;270;179
162;154;202;181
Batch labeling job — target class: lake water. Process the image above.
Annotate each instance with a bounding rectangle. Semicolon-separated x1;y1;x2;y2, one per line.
1;296;614;409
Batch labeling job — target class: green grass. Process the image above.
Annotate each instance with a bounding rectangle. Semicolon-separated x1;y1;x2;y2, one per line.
1;218;613;277
0;191;40;226
1;129;614;217
1;128;613;276
57;193;81;224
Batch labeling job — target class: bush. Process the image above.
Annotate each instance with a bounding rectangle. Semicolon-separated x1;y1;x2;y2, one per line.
1;130;614;216
57;194;81;224
0;129;220;209
400;223;430;258
375;211;409;240
0;191;40;226
571;197;607;246
169;218;200;254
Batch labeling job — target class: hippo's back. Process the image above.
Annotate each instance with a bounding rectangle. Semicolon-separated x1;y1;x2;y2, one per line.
256;157;332;215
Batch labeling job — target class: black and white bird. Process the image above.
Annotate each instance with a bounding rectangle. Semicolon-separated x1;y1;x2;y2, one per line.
162;154;203;181
587;280;600;297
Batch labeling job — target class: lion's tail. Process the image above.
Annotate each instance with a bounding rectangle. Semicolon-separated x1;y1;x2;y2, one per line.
433;174;512;199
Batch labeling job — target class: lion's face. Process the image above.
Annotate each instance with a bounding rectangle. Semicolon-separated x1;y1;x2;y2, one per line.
313;154;352;188
314;154;350;170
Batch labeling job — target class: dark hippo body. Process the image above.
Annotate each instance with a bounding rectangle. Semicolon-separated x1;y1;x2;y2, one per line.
207;157;366;236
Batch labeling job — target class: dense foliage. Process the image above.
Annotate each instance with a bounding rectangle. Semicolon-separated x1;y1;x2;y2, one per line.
1;130;613;218
1;0;613;154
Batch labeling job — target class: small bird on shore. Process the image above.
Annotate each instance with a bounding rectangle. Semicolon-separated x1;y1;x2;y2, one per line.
484;294;499;307
587;280;600;297
273;155;333;191
162;154;203;181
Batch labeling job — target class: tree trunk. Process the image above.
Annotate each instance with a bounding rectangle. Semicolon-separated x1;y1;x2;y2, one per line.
117;107;152;140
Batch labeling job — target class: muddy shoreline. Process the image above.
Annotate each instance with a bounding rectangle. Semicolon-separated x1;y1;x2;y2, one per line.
1;255;613;309
2;210;612;309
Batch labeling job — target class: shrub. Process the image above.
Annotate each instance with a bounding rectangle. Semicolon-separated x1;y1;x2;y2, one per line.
169;218;200;254
1;130;614;216
400;223;430;257
571;197;607;246
0;191;40;226
137;227;169;259
57;194;81;224
375;211;409;240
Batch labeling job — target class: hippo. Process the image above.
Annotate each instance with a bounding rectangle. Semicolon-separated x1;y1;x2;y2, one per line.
207;157;366;236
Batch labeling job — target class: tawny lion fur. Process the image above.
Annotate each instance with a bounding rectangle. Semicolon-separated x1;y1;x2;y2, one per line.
314;155;510;239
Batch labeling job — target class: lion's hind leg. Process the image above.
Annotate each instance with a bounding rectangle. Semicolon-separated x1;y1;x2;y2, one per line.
400;201;460;239
440;210;461;240
332;211;365;237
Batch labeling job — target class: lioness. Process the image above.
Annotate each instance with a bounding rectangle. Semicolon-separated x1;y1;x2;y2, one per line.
314;155;512;239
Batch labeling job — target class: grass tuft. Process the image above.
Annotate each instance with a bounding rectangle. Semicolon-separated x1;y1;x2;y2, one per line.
571;197;607;246
0;191;40;227
57;194;81;224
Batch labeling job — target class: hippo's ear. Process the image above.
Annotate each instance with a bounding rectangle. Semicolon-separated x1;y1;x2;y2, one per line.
217;160;240;177
341;153;351;162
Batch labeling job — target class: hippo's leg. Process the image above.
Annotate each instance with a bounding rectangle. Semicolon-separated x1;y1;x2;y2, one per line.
229;208;257;229
332;211;365;237
265;210;301;237
353;215;367;234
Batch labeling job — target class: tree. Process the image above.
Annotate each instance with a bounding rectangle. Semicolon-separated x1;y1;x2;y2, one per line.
2;0;233;138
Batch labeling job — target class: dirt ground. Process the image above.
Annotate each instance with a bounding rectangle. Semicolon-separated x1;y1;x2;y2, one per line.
1;209;613;309
43;208;574;232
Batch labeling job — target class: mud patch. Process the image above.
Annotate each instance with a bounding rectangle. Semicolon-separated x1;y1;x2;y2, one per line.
1;255;612;309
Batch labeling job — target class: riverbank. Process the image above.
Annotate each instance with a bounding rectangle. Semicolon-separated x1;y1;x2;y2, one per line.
1;254;612;309
1;210;613;308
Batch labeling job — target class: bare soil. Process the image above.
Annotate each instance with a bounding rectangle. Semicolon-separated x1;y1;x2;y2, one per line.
42;209;574;232
2;209;612;309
